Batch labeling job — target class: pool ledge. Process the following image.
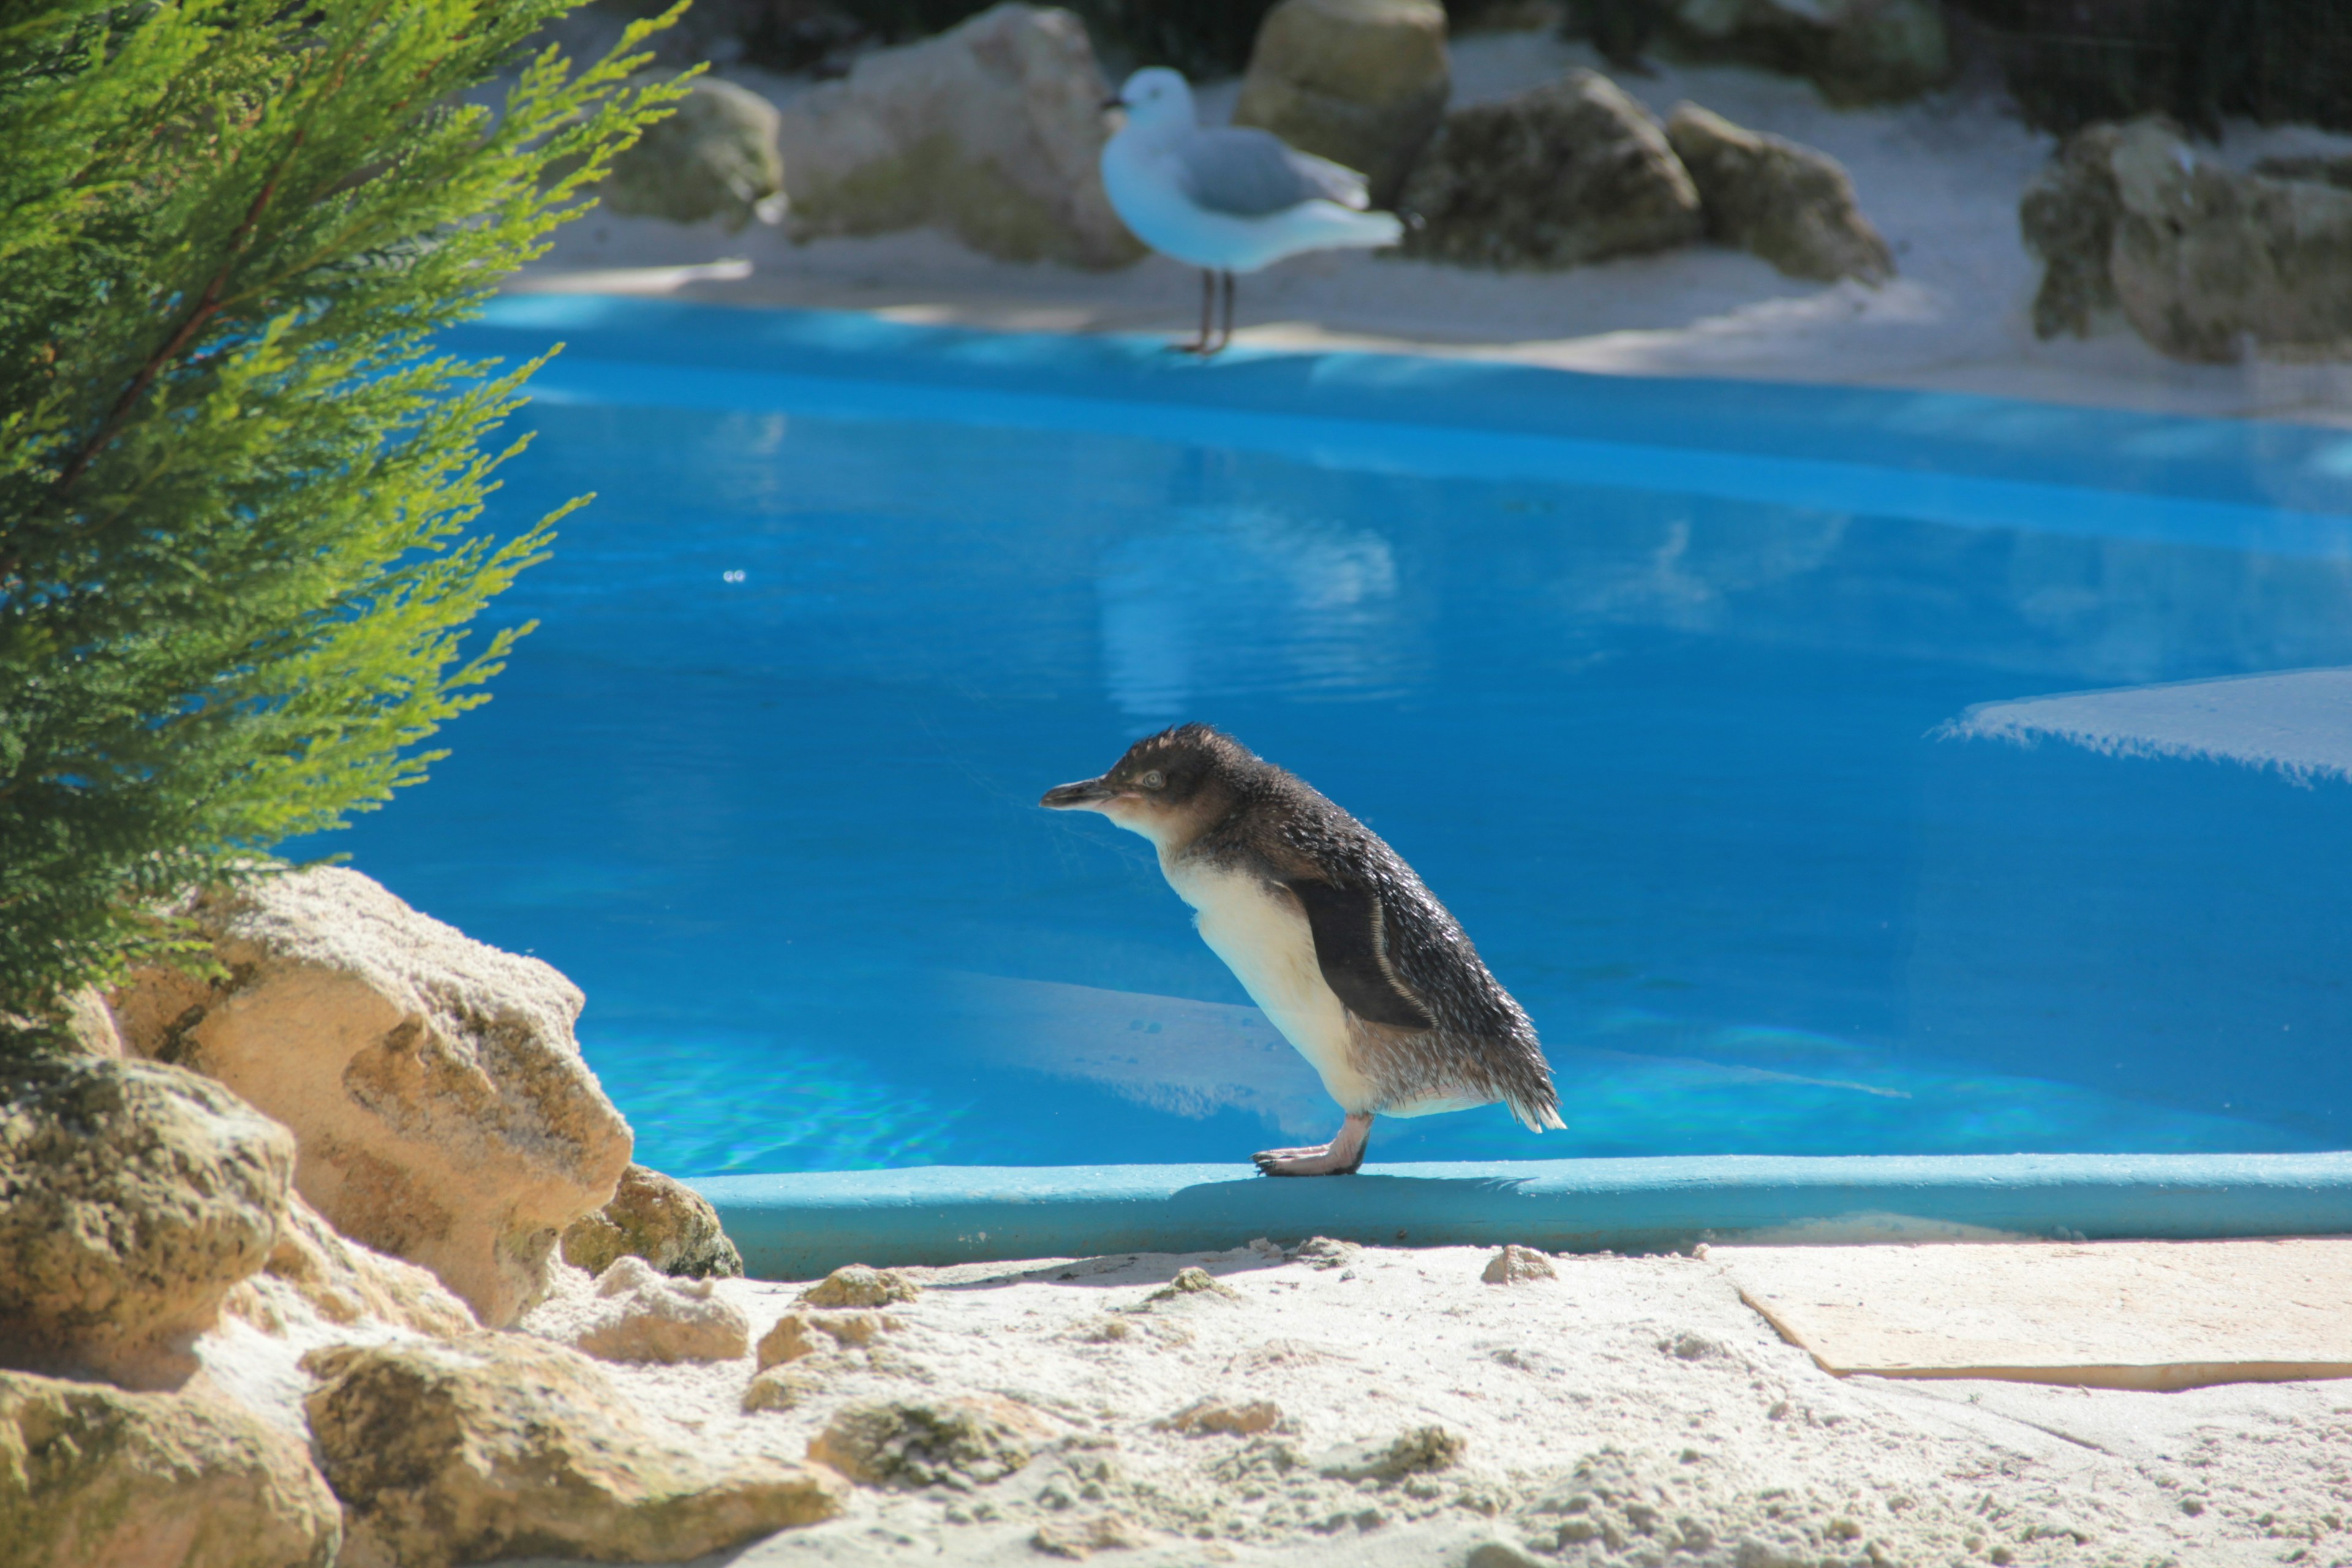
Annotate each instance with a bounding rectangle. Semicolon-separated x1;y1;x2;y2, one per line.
690;1151;2352;1281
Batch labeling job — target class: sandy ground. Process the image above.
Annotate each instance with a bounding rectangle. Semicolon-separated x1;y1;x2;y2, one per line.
513;30;2352;429
457;1241;2352;1567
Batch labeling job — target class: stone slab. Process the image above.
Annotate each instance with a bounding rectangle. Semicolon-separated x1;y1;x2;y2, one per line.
1717;1237;2352;1391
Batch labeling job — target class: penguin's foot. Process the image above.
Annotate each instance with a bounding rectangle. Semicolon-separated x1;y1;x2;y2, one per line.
1253;1112;1371;1177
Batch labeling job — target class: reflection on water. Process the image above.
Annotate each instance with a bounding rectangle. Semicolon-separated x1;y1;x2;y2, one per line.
314;395;2352;1171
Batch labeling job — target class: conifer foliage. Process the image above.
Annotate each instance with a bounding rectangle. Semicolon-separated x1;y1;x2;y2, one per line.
0;1;684;1025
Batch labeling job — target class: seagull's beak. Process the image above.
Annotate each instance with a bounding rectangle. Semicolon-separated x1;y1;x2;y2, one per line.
1100;94;1126;112
1041;777;1118;810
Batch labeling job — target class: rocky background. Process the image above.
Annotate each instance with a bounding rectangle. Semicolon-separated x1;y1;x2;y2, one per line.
556;0;2349;369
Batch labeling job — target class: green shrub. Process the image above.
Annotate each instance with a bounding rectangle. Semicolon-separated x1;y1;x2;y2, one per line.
0;1;685;1029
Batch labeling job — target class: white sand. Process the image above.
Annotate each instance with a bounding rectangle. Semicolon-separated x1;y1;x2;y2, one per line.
514;32;2352;428
479;1242;2352;1566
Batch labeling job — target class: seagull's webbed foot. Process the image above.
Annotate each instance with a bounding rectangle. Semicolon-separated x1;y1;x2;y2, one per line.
1253;1111;1371;1177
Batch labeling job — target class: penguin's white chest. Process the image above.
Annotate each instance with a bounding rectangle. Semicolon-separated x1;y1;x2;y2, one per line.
1160;855;1373;1112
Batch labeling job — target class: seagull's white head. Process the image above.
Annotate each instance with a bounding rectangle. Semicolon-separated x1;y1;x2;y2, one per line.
1112;67;1195;133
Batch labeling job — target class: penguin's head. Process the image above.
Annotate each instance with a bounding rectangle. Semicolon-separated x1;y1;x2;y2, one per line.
1041;723;1248;846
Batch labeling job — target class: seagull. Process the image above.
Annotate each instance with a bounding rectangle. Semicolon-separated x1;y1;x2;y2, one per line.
1099;68;1406;356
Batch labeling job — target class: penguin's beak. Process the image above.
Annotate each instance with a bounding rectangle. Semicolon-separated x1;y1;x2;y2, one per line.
1041;777;1117;810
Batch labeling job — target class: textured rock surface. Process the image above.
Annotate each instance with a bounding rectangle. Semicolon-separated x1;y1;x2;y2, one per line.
1157;1396;1281;1435
0;1055;292;1388
602;75;784;232
2107;120;2352;363
1398;70;1701;269
808;1396;1050;1490
304;1332;843;1567
560;1161;743;1279
1480;1244;1559;1284
220;1191;475;1340
568;1255;752;1364
759;1309;900;1369
1231;0;1451;208
2019;120;2130;339
802;1263;923;1308
110;866;633;1328
0;1369;339;1568
774;2;1142;268
1665;102;1893;284
1665;0;1948;105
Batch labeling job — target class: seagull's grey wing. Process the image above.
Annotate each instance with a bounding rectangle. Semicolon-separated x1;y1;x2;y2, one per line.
1284;878;1435;1030
1174;127;1372;217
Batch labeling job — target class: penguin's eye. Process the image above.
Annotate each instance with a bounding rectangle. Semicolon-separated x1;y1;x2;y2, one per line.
1139;769;1166;790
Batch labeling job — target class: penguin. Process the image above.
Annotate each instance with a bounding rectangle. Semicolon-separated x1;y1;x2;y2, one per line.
1041;724;1563;1175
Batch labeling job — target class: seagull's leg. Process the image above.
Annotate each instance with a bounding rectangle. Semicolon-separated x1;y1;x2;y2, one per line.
1178;267;1213;354
1213;270;1236;355
1253;1111;1372;1177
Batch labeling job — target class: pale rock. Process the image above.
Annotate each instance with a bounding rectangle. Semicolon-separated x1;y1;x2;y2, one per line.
2019;120;2132;339
567;1255;752;1364
742;1354;852;1412
808;1395;1050;1489
1290;1236;1359;1269
2108;120;2352;363
801;1262;922;1308
1232;0;1451;208
1314;1423;1468;1480
560;1161;744;1279
1481;1243;1560;1284
1664;102;1894;284
64;987;126;1058
0;1055;292;1389
602;75;785;232
1031;1511;1147;1558
221;1191;475;1338
759;1309;900;1368
775;2;1144;269
1667;0;1948;104
1155;1396;1282;1435
304;1333;844;1567
1398;70;1702;270
0;1368;340;1568
1146;1265;1240;1303
110;866;634;1328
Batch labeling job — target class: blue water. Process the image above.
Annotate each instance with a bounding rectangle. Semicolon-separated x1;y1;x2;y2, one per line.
309;300;2352;1175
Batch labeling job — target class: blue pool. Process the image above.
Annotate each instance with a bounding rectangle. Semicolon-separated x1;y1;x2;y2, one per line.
318;298;2352;1177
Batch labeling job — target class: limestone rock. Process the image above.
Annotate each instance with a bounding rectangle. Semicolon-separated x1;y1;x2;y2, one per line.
602;75;785;232
221;1192;476;1339
1156;1396;1281;1435
2019;121;2130;339
304;1333;844;1567
1231;0;1451;208
1314;1423;1468;1480
0;1055;292;1389
1481;1244;1559;1284
1665;0;1948;105
775;2;1144;268
1664;102;1893;284
1031;1512;1146;1557
568;1256;751;1364
1291;1236;1359;1269
64;988;126;1058
2108;121;2352;363
808;1395;1049;1489
0;1368;340;1568
1147;1265;1240;1303
110;866;634;1329
801;1263;921;1308
742;1354;850;1412
560;1163;743;1280
758;1309;900;1369
1398;70;1702;270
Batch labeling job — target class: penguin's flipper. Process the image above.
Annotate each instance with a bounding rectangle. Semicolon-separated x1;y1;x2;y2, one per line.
1283;878;1434;1030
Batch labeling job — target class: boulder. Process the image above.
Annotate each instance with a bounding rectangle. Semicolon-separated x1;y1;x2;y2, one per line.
1664;0;1948;105
561;1162;743;1280
601;75;785;232
775;2;1144;269
806;1396;1049;1489
222;1192;477;1340
2021;118;2352;362
758;1309;900;1368
1231;0;1451;208
304;1333;845;1567
1664;103;1894;284
110;867;633;1329
2019;121;2128;339
0;1055;292;1389
1480;1243;1559;1284
0;1368;340;1568
2108;122;2352;362
1398;70;1702;269
567;1255;752;1364
800;1263;922;1308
